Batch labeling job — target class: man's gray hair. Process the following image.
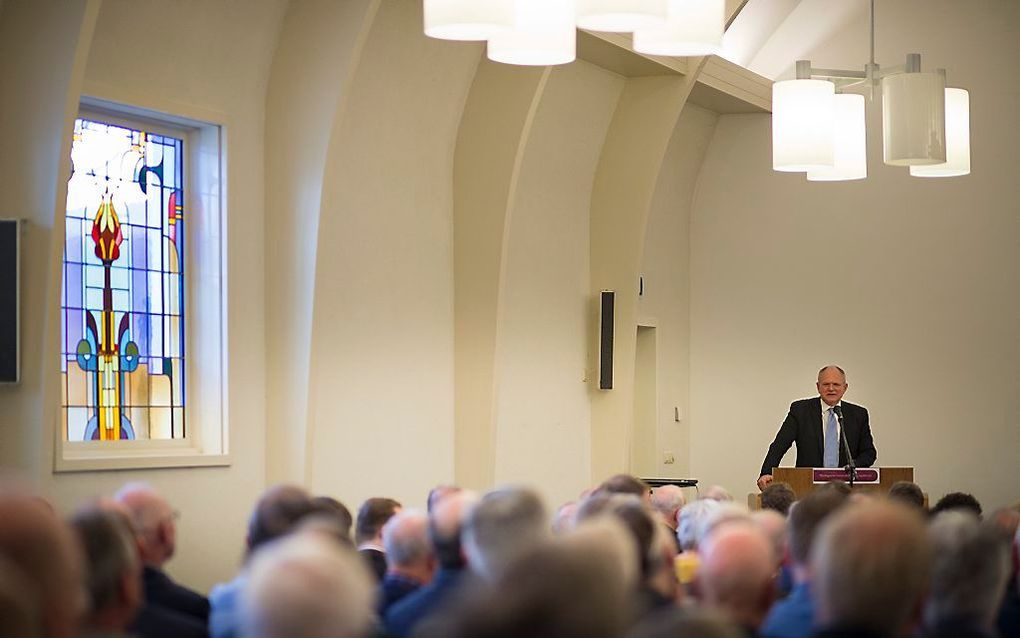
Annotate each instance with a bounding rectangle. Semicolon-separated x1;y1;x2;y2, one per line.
676;499;720;551
242;531;375;638
382;510;432;568
68;507;139;613
924;511;1011;629
463;486;549;582
650;485;686;518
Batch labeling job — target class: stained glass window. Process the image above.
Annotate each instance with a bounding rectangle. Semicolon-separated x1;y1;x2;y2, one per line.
61;117;185;441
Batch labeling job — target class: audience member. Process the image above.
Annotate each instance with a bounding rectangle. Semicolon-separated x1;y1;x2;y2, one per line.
811;501;932;638
628;608;744;638
68;507;143;637
0;554;39;638
699;523;776;636
115;483;210;631
378;510;436;615
997;523;1020;638
888;481;925;511
760;483;796;516
674;498;721;590
240;532;374;638
931;491;983;519
751;509;787;570
462;486;549;582
704;485;734;502
650;485;686;552
384;489;478;637
923;511;1010;638
418;518;636;638
0;487;82;638
209;484;315;638
309;496;354;540
551;500;579;535
427;485;461;513
597;474;652;501
761;490;848;638
355;497;402;581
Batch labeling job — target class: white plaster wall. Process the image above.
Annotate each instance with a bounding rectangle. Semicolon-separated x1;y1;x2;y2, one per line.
59;0;287;591
638;104;718;481
306;0;478;510
491;61;622;507
690;0;1020;508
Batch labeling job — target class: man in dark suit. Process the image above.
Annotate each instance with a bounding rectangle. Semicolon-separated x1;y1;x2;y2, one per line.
758;366;877;491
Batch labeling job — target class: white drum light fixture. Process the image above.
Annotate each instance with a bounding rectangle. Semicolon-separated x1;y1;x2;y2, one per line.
910;88;970;177
807;94;867;182
772;1;970;181
633;0;724;57
488;0;576;66
772;79;835;172
424;0;515;41
575;0;668;33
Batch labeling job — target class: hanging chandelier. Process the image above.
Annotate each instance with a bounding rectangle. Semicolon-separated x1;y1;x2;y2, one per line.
423;0;726;67
772;0;970;181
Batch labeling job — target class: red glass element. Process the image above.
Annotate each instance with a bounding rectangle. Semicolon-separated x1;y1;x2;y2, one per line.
91;198;123;264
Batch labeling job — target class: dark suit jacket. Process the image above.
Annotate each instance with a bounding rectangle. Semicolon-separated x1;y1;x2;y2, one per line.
760;397;877;477
143;566;210;623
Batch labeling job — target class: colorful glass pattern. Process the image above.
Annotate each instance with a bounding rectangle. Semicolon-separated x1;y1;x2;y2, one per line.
61;118;185;441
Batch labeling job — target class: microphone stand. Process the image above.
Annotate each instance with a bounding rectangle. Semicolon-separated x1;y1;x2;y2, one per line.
834;406;856;487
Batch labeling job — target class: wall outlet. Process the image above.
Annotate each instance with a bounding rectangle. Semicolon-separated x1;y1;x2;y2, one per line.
663;452;676;465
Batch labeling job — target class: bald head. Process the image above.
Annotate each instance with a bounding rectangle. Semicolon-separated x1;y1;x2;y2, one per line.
0;490;82;638
650;485;686;530
429;490;478;569
812;502;931;636
699;524;775;629
114;483;176;565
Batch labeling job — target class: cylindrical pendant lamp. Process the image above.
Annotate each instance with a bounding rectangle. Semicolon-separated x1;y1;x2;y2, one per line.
424;0;514;41
575;0;668;33
633;0;724;56
808;94;867;181
910;88;970;177
882;71;946;166
772;79;835;172
488;0;576;65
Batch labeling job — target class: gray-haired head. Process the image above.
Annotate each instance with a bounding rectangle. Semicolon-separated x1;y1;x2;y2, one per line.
650;485;686;528
924;511;1011;630
241;532;375;638
382;509;433;569
68;507;141;626
463;486;549;582
676;498;721;552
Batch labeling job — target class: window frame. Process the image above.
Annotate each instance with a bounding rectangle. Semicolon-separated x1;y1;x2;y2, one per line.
55;96;230;472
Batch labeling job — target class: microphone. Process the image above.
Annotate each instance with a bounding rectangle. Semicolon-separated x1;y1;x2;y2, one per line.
833;405;857;487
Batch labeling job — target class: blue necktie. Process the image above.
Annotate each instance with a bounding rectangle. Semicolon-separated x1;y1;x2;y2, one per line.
824;407;839;467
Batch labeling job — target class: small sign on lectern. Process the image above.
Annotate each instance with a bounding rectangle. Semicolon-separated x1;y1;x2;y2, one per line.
812;468;880;484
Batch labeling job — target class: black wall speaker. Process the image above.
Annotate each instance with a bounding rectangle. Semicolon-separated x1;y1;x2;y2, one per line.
0;220;20;384
598;290;614;390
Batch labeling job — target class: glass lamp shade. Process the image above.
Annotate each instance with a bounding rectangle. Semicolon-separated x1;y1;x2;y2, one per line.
488;0;576;65
882;71;946;166
808;94;867;181
632;0;724;56
424;0;514;41
772;79;835;172
910;88;970;177
575;0;668;33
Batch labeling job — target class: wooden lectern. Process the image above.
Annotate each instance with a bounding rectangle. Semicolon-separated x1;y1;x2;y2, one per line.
748;467;914;509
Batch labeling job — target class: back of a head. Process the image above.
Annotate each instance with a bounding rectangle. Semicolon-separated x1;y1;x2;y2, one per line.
649;485;685;518
68;507;141;627
750;510;787;567
931;491;983;518
925;511;1011;629
699;524;775;629
113;483;174;563
242;532;375;638
787;490;849;566
0;489;81;638
355;497;401;545
430;490;479;570
812;501;932;636
597;474;650;499
310;496;353;540
676;498;720;552
888;481;925;511
247;485;315;554
382;509;432;569
703;486;734;502
760;482;796;516
463;486;549;581
575;494;658;580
